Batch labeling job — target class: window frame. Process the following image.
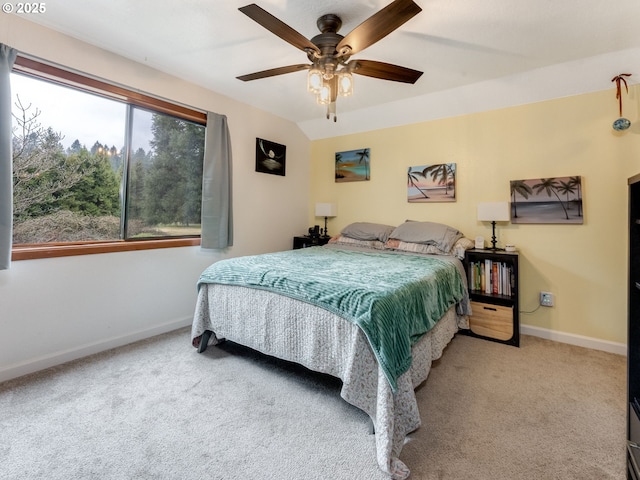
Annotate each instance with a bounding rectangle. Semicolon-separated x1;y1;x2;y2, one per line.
10;56;207;261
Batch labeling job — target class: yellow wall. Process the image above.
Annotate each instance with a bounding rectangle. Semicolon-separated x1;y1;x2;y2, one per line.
311;88;640;345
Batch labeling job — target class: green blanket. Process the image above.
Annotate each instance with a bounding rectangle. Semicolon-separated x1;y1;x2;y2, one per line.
197;247;467;391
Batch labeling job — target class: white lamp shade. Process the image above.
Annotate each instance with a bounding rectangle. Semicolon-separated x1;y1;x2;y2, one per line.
315;202;337;217
477;202;510;222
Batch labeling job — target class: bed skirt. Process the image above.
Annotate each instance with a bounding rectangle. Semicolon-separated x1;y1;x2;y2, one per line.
191;284;468;479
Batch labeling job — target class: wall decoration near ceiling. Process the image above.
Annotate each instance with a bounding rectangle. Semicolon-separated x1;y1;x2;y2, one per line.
510;176;583;224
255;138;286;176
407;163;456;203
611;73;632;131
335;148;370;182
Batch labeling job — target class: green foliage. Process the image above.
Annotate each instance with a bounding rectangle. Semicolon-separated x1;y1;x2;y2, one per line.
58;147;121;216
127;159;146;220
12;98;85;221
12;99;204;243
142;114;204;226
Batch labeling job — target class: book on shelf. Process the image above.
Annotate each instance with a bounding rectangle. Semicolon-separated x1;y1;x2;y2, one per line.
467;259;514;296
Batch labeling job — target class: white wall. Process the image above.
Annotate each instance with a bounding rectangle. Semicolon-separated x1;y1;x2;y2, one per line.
0;16;311;382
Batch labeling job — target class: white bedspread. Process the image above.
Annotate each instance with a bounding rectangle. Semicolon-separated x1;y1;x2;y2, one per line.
191;283;467;479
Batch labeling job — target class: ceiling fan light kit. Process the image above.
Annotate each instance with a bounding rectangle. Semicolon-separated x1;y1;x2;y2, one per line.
237;0;424;122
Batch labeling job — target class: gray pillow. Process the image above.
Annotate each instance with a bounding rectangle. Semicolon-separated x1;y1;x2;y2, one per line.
389;221;463;252
340;222;396;243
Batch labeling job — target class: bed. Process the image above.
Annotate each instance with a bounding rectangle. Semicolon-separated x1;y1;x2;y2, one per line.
191;221;473;479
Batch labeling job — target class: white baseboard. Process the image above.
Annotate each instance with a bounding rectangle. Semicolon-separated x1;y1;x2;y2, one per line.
521;324;627;356
1;320;625;384
0;317;192;384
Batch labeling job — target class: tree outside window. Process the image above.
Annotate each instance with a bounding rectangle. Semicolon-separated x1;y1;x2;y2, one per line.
10;72;205;245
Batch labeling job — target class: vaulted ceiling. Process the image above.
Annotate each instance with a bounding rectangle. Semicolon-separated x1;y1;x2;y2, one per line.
18;0;640;138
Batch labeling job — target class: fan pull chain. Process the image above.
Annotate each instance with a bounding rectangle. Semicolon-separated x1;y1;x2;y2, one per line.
326;101;337;122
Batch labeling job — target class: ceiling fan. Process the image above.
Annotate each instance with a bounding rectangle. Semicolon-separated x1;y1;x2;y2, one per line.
236;0;424;121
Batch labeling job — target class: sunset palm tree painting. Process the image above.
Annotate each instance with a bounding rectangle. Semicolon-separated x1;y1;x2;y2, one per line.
335;148;370;182
407;163;456;202
510;176;583;224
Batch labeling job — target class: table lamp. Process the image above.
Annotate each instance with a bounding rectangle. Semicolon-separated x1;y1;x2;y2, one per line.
477;202;510;250
315;203;337;238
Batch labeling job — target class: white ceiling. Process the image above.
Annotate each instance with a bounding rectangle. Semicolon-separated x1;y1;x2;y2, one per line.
18;0;640;139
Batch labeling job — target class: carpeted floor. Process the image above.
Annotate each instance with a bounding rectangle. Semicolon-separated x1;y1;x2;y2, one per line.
0;328;626;479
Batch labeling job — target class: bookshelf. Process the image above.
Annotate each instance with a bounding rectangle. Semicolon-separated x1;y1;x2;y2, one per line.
462;249;519;347
628;174;640;477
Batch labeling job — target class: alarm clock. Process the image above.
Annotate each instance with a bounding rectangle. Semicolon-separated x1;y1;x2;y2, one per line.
474;236;485;249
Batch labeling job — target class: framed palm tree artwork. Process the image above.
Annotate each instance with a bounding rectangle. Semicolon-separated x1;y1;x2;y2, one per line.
510;176;583;224
407;163;456;202
255;138;286;176
335;148;370;182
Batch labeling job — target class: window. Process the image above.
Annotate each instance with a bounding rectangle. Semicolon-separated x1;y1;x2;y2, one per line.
10;57;206;259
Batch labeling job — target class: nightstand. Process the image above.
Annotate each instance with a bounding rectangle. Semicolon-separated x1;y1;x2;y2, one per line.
293;236;330;249
461;249;520;347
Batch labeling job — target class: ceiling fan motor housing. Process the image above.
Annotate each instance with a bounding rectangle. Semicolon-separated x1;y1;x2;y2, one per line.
308;14;351;73
316;13;342;34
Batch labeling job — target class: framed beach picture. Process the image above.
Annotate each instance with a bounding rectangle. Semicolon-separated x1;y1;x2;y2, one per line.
510;176;583;224
407;163;456;202
255;138;286;176
335;148;370;182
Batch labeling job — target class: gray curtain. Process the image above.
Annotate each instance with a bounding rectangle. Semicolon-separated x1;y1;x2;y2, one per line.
0;44;17;270
201;112;233;249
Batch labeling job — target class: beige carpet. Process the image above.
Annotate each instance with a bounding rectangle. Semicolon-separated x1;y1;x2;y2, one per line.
0;328;626;479
404;333;626;479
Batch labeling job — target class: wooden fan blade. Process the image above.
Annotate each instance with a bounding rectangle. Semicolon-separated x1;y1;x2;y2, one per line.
239;4;321;55
337;0;421;56
350;59;423;84
237;64;310;81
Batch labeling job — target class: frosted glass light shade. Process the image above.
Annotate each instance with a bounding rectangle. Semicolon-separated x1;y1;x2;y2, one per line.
338;72;353;96
317;83;331;105
307;68;323;94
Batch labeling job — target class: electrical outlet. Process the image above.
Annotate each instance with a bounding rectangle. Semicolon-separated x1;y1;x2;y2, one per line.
540;291;554;307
